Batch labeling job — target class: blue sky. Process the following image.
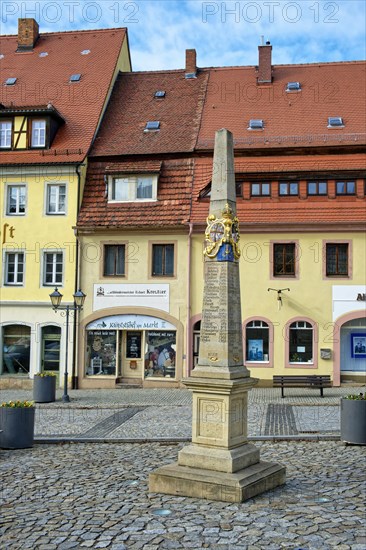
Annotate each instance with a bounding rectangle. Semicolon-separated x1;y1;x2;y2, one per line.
1;1;365;70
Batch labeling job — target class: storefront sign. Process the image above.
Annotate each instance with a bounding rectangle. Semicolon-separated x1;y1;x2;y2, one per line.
93;284;169;312
87;314;175;331
332;285;366;321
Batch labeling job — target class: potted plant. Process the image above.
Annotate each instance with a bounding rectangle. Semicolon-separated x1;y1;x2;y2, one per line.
0;400;35;449
340;393;366;445
33;372;57;403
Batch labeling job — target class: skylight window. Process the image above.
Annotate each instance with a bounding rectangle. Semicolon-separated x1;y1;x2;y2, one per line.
144;121;160;131
69;74;81;82
39;52;48;57
248;119;264;130
328;117;344;128
5;77;17;86
154;91;166;98
286;81;301;92
81;49;91;55
185;73;196;79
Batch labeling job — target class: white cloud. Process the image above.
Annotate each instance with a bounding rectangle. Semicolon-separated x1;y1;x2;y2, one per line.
1;0;365;68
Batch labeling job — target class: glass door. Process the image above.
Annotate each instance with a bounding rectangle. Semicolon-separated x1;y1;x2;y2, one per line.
41;326;61;374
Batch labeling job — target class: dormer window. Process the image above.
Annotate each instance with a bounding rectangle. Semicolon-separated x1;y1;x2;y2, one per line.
109;174;158;202
0;121;12;148
286;81;301;92
144;121;160;132
327;117;344;128
31;119;46;147
248;119;264;130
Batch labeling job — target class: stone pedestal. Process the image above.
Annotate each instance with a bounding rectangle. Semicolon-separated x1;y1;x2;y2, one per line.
149;376;286;502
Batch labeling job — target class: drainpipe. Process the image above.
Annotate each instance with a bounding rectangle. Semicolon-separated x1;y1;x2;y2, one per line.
186;222;194;377
71;163;83;389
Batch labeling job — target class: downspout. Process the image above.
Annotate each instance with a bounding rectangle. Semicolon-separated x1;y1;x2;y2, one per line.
71;163;83;389
186;222;194;377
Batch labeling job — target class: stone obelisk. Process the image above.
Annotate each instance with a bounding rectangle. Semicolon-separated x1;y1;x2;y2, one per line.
149;129;285;502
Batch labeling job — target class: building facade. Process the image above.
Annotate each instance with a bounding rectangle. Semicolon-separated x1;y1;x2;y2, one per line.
0;19;131;388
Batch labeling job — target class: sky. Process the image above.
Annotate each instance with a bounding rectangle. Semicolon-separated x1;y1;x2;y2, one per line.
1;0;365;70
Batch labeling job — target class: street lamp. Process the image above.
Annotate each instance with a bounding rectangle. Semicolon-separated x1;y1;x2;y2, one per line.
49;287;86;403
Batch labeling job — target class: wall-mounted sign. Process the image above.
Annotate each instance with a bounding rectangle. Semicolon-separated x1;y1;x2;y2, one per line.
93;284;169;313
87;314;175;331
332;286;366;321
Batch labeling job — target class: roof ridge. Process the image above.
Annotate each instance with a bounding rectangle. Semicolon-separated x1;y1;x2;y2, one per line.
0;27;127;38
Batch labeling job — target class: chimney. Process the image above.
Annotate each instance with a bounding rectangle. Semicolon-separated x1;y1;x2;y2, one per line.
257;41;272;84
17;18;39;51
185;49;197;78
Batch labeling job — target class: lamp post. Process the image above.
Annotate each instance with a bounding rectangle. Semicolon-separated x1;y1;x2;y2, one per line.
49;287;86;403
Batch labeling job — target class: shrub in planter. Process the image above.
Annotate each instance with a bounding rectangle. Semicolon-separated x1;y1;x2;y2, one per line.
340;393;366;445
33;372;56;403
0;400;35;449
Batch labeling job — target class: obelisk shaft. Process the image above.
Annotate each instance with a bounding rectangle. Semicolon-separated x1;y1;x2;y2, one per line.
193;129;250;379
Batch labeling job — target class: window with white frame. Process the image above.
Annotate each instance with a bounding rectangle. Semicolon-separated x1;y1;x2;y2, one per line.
0;121;12;148
7;185;26;215
289;321;313;363
5;252;25;285
31;119;46;147
46;184;66;214
109;175;157;202
246;321;269;362
43;252;63;285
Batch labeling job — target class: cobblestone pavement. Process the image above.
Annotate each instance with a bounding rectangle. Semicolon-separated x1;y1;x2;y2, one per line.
1;441;365;549
1;386;364;442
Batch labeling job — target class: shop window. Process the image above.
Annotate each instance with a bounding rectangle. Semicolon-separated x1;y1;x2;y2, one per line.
307;181;327;195
0;120;12;148
103;245;125;277
109;174;157;202
152;244;174;276
2;324;30;375
251;182;270;197
246;321;269;362
4;251;25;285
31;119;46;147
144;331;176;378
86;331;116;376
289;321;313;364
46;184;66;214
7;185;26;215
336;181;355;195
273;243;296;277
43;251;63;285
326;243;349;276
279;182;298;196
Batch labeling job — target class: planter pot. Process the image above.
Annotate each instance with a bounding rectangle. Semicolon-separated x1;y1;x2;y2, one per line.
33;375;56;403
0;407;35;449
340;398;366;445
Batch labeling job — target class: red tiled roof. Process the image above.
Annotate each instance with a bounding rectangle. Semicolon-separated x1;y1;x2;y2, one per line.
0;27;128;165
191;156;366;228
105;160;162;174
90;70;209;156
78;158;193;229
197;62;366;150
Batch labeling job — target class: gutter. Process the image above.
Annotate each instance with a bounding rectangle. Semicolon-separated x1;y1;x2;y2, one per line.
71;163;83;389
186;223;194;376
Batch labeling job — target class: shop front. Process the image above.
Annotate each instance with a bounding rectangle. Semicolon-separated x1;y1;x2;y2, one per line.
79;312;183;388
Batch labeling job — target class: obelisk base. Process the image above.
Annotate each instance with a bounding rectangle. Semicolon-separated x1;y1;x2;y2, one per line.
149;375;286;502
149;460;286;503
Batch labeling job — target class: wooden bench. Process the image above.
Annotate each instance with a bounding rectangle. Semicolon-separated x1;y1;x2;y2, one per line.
273;375;332;398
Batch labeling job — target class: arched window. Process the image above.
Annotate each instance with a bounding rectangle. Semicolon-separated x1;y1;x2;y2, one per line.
289;321;314;364
245;320;270;363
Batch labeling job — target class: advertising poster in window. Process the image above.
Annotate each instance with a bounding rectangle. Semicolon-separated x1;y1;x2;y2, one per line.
126;331;141;358
351;334;366;358
144;331;176;378
86;330;116;376
248;339;263;361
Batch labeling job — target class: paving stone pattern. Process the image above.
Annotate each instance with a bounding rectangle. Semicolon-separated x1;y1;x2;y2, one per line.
1;441;365;549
